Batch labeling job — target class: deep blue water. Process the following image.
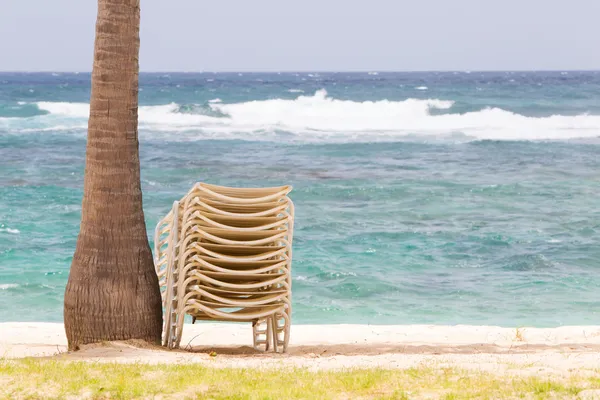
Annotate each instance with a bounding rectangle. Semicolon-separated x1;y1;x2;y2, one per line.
1;71;599;326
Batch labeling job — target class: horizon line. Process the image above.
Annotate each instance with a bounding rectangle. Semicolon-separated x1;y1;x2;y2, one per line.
1;69;600;74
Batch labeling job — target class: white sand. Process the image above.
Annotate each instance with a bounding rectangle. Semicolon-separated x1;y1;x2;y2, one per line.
2;323;600;375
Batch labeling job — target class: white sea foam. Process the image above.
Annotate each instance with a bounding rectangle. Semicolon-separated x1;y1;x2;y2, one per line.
208;98;222;103
0;284;18;290
415;86;428;90
288;89;304;93
3;90;599;142
36;101;90;117
0;228;20;234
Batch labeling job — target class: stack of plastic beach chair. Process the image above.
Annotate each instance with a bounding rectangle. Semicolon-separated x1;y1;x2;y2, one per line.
154;183;294;353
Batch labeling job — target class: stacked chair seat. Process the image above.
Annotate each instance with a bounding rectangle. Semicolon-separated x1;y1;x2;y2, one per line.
154;183;294;352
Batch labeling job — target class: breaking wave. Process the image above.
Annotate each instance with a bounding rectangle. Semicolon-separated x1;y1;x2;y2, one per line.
2;89;600;142
0;284;19;290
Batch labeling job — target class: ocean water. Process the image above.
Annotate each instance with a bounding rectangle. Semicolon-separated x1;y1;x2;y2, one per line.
1;71;600;326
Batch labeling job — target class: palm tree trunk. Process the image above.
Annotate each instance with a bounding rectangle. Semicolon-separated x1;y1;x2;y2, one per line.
64;0;162;350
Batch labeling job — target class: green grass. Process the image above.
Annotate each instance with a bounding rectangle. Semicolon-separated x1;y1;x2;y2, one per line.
1;358;598;399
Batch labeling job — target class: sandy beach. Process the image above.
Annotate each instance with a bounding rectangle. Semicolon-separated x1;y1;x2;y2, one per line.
2;323;600;376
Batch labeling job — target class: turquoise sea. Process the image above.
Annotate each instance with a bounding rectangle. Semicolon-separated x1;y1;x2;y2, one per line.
1;71;599;326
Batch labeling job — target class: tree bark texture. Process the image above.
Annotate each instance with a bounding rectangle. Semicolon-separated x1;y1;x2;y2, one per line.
64;0;162;350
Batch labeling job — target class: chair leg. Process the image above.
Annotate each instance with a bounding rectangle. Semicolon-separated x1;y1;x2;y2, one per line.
172;305;187;349
253;319;270;351
162;310;172;348
273;311;291;353
269;316;278;353
282;311;291;353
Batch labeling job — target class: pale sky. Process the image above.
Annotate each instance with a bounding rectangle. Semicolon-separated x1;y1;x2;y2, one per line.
1;0;599;72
